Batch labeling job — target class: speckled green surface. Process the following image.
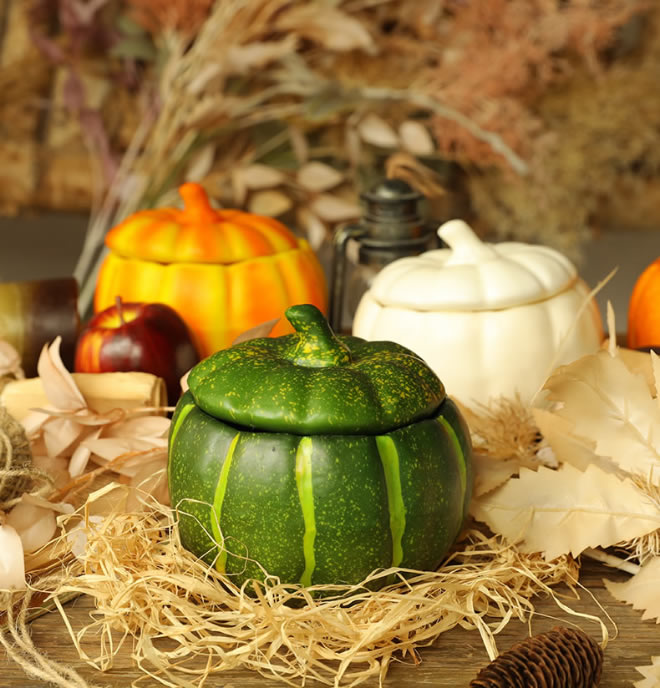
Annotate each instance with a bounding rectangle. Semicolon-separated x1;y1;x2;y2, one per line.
168;395;473;589
186;304;445;434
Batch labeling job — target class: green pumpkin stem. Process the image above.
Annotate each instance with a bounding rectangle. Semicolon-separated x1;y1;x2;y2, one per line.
285;305;351;368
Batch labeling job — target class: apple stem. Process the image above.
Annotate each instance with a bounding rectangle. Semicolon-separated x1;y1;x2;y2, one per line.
115;295;126;326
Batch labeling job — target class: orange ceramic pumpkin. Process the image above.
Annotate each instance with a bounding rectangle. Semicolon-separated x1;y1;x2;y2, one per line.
627;256;660;349
94;183;327;358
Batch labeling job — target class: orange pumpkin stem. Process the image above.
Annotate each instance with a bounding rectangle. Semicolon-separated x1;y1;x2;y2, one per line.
179;183;218;224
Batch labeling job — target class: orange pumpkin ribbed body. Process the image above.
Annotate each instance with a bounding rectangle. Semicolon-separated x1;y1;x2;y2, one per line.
94;183;328;358
627;257;660;349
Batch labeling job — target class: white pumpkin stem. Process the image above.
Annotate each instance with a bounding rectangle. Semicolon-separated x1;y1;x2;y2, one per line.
438;220;497;264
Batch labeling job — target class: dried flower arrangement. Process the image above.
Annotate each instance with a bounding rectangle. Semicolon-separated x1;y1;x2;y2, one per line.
1;0;656;273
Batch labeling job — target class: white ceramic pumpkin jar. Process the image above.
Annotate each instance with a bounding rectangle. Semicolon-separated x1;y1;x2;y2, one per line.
352;219;604;406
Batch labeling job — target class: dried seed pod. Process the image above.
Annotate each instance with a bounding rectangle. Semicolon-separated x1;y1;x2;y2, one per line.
471;626;603;688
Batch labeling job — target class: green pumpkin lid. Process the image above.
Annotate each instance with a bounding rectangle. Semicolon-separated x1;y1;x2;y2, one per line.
186;304;445;435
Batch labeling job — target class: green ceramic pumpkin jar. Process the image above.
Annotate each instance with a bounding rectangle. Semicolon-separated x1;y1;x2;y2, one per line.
168;304;473;589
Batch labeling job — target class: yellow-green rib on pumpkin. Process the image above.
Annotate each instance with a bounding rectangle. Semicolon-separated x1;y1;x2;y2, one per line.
168;305;473;591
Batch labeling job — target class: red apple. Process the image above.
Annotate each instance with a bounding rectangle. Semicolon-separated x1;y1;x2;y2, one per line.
75;298;200;404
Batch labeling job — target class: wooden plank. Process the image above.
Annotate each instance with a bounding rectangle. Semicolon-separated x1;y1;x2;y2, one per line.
1;558;658;686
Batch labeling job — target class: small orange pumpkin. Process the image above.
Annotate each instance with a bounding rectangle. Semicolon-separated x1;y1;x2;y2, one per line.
627;256;660;349
94;183;327;358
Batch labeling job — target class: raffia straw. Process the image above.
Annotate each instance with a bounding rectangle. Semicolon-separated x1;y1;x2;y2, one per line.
23;486;606;688
455;395;541;467
623;476;660;564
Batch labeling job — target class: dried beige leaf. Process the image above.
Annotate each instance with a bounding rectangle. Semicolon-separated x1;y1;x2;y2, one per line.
185;143;216;182
543;350;660;483
84;437;166;465
0;523;25;590
276;6;373;52
0;339;23;378
296;207;327;251
239;164;286;190
532;407;610;473
471;463;660;560
345;121;362;167
310;193;361;222
635;656;660;687
127;460;169;511
104;415;171;439
288;125;309;165
67;515;104;560
612;345;657;395
6;501;57;554
399;120;435;156
227;36;298;74
37;337;85;411
248;189;292;217
357;113;399;148
296;161;344;192
230;169;247;206
471;453;519;497
20;493;74;515
69;427;101;477
32;454;69;489
43;417;84;458
605;557;660;623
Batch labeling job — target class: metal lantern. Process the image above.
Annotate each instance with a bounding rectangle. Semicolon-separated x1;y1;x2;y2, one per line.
329;179;436;332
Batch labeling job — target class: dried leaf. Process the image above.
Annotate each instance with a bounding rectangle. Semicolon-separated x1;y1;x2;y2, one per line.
472;453;520;497
288;125;309;165
605;557;660;623
611;345;657;395
32;454;69;490
6;502;57;554
239;164;286;190
532;407;611;473
127;460;169;512
248;189;292;216
67;515;104;560
68;428;100;477
0;524;25;590
37;337;85;411
310;193;361;222
357;113;399;148
43;417;86;458
296;207;327;251
83;437;166;464
104;415;171;439
20;494;75;515
227;36;299;73
636;656;660;687
296;161;343;192
276;6;373;52
399;120;435;156
0;340;24;378
543;350;660;483
471;463;660;560
185;143;216;182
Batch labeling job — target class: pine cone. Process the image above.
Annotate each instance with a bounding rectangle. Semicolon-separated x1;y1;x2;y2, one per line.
470;626;603;688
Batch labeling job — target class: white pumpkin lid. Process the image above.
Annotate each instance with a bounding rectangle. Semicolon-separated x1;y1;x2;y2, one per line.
368;219;579;311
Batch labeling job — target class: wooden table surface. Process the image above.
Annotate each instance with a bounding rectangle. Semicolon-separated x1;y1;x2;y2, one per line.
1;557;659;688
